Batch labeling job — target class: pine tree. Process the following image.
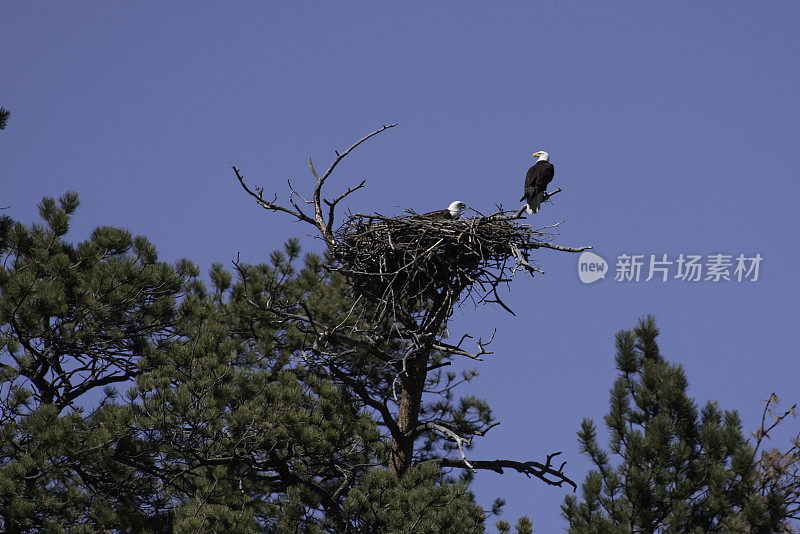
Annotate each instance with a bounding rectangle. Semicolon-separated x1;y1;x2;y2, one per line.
232;125;580;491
0;194;490;532
134;239;491;532
0;107;9;130
752;393;800;530
562;316;787;533
0;192;191;530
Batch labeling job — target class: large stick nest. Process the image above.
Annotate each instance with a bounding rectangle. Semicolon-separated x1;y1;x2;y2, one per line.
331;210;553;313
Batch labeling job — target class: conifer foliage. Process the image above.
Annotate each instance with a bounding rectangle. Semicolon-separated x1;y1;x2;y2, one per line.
0;192;187;413
0;193;189;530
562;316;787;533
0;194;487;532
2;194;793;531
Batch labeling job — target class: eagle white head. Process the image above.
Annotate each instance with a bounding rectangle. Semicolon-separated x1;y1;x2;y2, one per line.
532;151;550;162
448;201;467;219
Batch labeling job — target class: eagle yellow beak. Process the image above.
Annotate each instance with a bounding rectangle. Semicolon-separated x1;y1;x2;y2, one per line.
532;152;541;157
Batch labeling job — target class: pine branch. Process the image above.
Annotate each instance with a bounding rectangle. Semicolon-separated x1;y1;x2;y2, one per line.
0;107;9;130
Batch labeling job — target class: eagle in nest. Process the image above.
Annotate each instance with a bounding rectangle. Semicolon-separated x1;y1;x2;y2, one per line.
422;200;467;220
521;151;554;214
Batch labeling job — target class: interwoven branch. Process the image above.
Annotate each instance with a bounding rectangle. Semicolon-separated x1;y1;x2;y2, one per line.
331;210;590;318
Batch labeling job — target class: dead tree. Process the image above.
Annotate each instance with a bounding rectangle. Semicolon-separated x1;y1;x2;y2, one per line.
233;124;590;490
753;393;800;528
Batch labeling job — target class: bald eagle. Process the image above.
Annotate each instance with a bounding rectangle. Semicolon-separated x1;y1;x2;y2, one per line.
423;201;466;220
520;151;554;214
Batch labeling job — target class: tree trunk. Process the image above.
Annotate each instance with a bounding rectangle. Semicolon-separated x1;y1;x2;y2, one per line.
389;350;429;477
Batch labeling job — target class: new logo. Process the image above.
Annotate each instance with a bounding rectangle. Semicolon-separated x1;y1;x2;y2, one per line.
578;251;608;284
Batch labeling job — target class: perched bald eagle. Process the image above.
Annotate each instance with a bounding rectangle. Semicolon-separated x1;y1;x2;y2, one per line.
520;151;554;214
423;201;466;220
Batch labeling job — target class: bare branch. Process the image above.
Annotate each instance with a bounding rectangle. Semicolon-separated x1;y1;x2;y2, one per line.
313;123;398;241
752;393;800;524
509;244;544;277
437;453;577;490
431;330;495;361
319;124;398;184
308;158;321;180
530;241;592;253
232;166;317;226
418;422;475;471
513;187;563;218
234;124;397;245
325;179;367;236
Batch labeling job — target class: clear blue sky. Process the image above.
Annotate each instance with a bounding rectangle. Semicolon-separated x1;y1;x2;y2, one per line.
3;3;800;530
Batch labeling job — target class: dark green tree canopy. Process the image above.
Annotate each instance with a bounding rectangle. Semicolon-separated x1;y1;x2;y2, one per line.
0;193;191;531
0;192;189;414
562;316;788;533
3;195;794;532
0;194;489;532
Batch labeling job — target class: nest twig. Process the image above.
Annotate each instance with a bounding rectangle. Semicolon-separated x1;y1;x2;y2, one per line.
331;208;589;317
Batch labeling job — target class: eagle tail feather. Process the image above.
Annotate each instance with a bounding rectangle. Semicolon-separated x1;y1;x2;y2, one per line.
527;192;545;214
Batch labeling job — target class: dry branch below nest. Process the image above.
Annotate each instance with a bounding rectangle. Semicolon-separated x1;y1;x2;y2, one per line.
331;210;590;315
